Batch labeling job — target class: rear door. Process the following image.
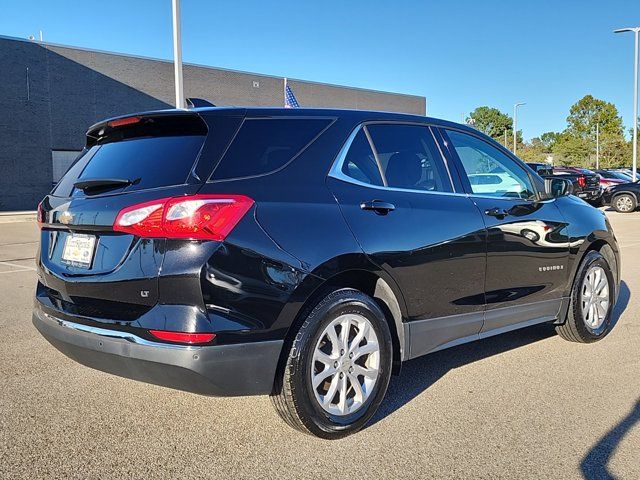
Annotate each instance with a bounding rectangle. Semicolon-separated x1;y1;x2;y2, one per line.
37;112;239;319
327;123;487;357
439;128;570;332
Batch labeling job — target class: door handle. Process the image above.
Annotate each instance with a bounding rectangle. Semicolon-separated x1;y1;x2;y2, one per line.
360;200;396;215
484;207;509;219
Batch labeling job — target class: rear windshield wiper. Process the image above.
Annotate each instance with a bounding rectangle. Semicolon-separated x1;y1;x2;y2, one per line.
74;178;139;192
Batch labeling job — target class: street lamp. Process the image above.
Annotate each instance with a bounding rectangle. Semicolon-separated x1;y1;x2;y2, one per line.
513;102;526;155
614;27;640;182
595;123;600;170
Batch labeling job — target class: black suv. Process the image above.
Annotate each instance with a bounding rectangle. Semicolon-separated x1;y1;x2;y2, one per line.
34;108;621;438
602;181;640;212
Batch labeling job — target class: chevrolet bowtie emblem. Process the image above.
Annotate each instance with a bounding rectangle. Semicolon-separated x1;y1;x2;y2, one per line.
59;211;73;225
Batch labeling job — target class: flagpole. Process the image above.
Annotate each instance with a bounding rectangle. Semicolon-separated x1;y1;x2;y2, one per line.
283;77;287;107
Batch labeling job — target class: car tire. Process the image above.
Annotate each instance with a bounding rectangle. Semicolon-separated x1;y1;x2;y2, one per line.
271;288;393;439
556;250;616;343
587;197;603;207
612;193;637;213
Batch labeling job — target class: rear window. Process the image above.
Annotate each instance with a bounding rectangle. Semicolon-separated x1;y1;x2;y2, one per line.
53;136;205;197
211;118;332;180
52;115;207;197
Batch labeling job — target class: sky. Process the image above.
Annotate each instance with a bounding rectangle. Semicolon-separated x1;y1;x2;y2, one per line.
1;0;639;140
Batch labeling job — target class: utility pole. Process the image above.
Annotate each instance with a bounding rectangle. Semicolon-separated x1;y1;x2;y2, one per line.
596;123;600;169
504;129;508;148
615;27;640;182
513;102;526;155
172;0;185;109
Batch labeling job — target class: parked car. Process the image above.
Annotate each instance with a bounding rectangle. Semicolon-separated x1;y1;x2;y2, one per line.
612;168;640;178
467;172;523;195
33;107;621;438
602;181;640;212
552;167;602;203
526;162;554;176
593;169;629;189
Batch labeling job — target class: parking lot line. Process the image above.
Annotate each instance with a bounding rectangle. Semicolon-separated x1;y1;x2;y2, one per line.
0;268;34;275
0;261;36;271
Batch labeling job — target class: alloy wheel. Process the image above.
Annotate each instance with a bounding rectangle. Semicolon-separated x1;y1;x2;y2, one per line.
581;265;610;330
311;314;380;416
615;195;634;212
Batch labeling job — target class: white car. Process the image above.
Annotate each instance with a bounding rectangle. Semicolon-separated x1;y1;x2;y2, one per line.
468;173;524;195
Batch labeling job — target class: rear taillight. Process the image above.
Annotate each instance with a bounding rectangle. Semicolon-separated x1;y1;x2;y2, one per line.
37;201;45;229
149;330;215;344
113;194;254;240
577;175;586;188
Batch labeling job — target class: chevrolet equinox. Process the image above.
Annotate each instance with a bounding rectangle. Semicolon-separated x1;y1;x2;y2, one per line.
34;107;621;438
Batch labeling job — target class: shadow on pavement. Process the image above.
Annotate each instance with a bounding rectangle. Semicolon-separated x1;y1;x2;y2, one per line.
580;399;640;480
372;281;631;427
609;281;631;330
371;323;556;425
578;280;634;480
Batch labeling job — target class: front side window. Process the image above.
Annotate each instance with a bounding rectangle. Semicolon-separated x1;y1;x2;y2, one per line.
446;130;536;200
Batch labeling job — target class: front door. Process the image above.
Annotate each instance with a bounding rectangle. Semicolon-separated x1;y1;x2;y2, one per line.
327;123;487;356
439;128;570;332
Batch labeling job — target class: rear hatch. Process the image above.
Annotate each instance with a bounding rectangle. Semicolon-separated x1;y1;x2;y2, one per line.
582;170;601;190
37;112;215;322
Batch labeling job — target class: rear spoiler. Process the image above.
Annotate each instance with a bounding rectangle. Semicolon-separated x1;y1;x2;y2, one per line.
186;98;216;108
85;111;208;147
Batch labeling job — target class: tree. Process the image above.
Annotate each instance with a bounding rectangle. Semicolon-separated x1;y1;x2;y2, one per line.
551;132;591;166
566;95;624;139
539;132;560;151
599;134;632;169
467;107;512;140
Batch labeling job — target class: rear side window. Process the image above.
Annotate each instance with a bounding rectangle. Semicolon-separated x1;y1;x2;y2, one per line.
211;118;332;180
367;124;453;193
341;130;384;186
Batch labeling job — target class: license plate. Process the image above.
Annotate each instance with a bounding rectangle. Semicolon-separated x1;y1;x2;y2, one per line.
578;193;587;198
61;233;96;268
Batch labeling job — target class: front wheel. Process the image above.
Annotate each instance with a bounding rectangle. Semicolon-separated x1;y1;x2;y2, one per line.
271;288;393;439
556;250;616;343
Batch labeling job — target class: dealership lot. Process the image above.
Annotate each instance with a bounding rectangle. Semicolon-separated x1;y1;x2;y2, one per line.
1;212;638;479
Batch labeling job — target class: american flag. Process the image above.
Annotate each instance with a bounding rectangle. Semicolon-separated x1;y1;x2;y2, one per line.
284;79;300;108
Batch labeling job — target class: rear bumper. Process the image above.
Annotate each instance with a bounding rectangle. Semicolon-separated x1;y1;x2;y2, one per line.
576;189;602;200
32;307;283;397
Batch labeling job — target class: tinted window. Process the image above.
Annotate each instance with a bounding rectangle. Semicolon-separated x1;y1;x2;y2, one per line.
53;135;205;197
341;129;384;186
446;130;535;200
367;124;452;192
212;118;331;180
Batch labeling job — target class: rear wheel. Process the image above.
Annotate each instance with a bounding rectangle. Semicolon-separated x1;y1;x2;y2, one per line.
271;288;393;439
556;250;615;343
612;193;637;213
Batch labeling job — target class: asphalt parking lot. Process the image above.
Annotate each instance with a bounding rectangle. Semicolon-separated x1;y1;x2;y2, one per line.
1;211;638;479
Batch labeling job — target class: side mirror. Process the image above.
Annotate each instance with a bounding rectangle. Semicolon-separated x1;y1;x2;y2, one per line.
544;177;573;197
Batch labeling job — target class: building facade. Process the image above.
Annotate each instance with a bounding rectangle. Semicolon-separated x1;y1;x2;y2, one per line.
0;35;426;210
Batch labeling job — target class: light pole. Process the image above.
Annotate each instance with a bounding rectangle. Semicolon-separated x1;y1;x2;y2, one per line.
172;0;185;109
615;27;640;182
596;123;600;169
513;102;525;155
